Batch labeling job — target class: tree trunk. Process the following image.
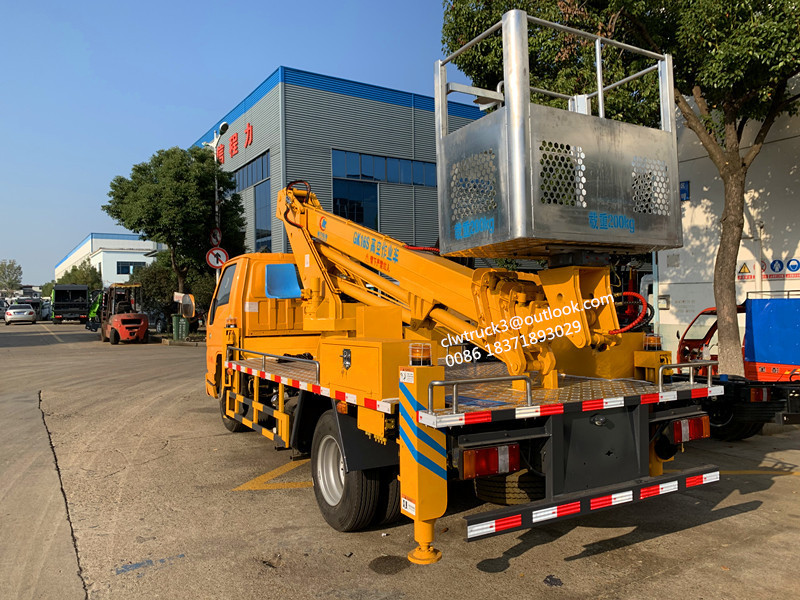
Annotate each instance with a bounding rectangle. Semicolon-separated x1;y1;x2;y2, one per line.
168;246;188;294
713;168;746;376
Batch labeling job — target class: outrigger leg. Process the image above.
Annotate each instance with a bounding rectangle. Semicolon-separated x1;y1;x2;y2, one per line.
398;365;447;564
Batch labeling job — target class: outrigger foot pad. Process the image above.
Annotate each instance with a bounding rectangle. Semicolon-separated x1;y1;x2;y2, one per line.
407;543;442;565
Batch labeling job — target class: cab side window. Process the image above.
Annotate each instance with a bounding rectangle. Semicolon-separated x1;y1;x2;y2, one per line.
209;264;237;326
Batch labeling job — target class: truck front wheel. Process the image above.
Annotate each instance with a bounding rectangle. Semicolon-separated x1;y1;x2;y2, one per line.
219;386;249;433
311;410;379;532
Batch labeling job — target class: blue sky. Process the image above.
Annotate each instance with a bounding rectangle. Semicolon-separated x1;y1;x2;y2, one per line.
0;0;470;285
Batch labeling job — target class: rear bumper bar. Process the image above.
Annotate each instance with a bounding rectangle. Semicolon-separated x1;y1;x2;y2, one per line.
465;465;719;541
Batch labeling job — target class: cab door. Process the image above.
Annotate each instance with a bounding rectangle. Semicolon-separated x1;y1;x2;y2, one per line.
206;261;242;394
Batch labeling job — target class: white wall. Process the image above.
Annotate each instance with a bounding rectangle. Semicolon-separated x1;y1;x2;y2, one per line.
657;112;800;355
55;234;162;285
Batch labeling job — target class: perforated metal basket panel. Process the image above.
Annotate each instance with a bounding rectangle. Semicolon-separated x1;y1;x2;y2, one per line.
449;149;499;222
537;140;587;208
632;156;670;216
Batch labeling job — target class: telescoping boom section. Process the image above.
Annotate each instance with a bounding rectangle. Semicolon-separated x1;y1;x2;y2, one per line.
206;8;722;565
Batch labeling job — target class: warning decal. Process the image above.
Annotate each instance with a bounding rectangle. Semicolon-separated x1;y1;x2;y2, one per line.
738;263;751;274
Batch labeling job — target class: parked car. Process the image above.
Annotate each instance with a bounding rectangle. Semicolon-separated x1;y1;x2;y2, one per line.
5;304;37;325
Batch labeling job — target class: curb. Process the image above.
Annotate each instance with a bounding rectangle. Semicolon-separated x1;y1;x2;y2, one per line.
160;339;206;347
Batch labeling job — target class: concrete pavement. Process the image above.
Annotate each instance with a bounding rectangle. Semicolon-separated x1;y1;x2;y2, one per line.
0;391;85;600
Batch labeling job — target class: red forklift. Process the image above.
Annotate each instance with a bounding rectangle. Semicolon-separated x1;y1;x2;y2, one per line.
99;283;149;344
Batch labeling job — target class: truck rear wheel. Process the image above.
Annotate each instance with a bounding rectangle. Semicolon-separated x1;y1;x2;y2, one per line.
475;468;546;505
109;329;119;345
711;420;764;441
311;410;379;531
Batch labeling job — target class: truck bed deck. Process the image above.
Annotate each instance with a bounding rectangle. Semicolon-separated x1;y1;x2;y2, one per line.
225;356;723;430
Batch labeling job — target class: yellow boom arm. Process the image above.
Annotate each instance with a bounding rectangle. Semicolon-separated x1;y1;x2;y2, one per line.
277;183;620;387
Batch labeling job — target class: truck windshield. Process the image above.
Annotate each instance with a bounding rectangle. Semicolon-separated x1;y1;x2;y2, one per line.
684;314;717;341
209;264;237;326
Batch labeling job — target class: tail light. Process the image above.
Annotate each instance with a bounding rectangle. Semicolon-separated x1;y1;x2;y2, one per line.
750;387;770;402
28;311;34;315
672;415;710;443
460;444;520;480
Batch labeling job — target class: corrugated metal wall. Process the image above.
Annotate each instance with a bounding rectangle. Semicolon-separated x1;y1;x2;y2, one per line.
215;86;283;252
211;71;480;254
281;84;477;247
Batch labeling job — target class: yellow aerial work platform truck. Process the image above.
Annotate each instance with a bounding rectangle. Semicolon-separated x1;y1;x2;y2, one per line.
190;10;722;563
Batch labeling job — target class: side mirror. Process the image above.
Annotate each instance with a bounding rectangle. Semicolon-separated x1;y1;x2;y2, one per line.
181;294;196;318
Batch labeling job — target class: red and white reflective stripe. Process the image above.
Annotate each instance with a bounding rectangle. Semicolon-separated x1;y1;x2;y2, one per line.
686;471;720;487
224;362;394;414
467;514;522;539
639;480;678;499
582;397;624;411
590;490;633;510
530;501;581;524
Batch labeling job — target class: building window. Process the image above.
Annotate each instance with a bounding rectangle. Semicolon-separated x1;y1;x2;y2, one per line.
117;261;145;275
332;150;436;187
255;180;271;252
332;180;378;231
234;151;270;192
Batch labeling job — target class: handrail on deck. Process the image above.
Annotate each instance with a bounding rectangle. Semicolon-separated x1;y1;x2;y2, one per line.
658;360;717;393
226;346;321;383
427;375;533;414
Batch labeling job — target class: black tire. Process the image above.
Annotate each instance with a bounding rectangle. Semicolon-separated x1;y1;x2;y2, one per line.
311;411;379;531
140;330;149;344
219;386;249;433
371;466;402;526
475;468;546;505
31;320;36;324
711;420;764;441
109;329;119;345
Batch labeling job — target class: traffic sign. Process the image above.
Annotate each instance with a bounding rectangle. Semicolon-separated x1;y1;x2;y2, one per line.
210;227;222;247
206;247;229;269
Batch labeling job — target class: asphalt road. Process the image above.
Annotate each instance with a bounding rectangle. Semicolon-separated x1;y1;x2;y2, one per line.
1;322;799;599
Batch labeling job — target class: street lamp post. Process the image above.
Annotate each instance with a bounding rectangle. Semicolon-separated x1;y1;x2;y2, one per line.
202;122;229;282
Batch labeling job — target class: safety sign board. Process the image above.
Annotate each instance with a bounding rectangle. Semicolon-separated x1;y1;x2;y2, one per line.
206;247;229;269
737;258;800;281
210;227;222;247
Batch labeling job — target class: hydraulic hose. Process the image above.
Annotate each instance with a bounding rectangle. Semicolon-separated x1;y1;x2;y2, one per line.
609;291;648;335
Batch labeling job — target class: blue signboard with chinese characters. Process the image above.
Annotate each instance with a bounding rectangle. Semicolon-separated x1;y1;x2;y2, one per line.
679;181;690;202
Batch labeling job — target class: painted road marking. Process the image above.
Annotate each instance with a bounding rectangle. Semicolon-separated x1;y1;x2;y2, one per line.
41;324;65;343
233;459;313;491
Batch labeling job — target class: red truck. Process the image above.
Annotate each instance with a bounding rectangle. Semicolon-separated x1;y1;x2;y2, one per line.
677;293;800;440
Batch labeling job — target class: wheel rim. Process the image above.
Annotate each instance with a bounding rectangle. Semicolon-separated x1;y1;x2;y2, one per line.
317;434;345;506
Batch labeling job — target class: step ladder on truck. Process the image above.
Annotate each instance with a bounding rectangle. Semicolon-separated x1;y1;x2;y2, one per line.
189;9;723;564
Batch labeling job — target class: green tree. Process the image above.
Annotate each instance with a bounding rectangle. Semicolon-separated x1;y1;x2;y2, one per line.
104;146;246;293
41;280;56;298
128;253;176;314
56;258;103;290
129;251;217;316
442;0;800;376
0;259;23;297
